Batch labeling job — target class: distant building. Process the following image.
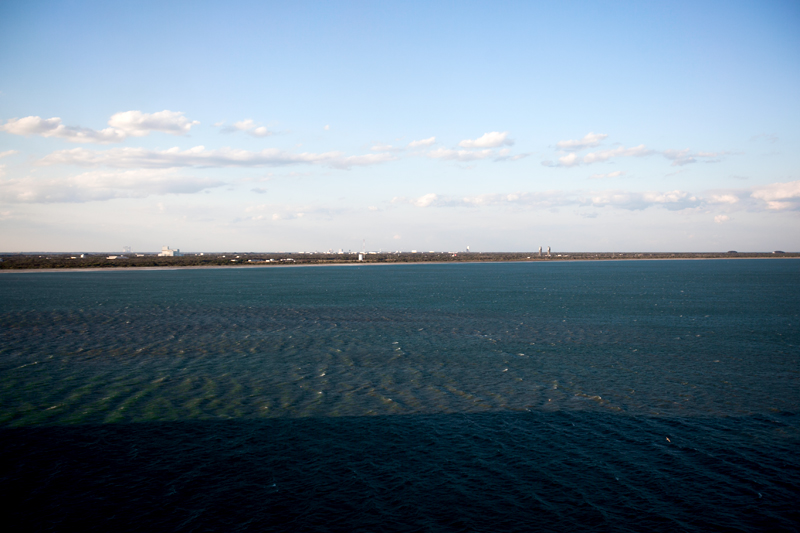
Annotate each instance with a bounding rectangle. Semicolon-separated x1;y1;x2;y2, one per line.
158;246;183;257
539;246;542;256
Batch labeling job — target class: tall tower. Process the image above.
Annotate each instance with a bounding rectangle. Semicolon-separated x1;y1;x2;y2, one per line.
538;246;542;256
547;246;551;256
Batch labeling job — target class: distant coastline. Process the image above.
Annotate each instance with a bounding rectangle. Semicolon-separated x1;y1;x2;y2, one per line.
0;251;797;272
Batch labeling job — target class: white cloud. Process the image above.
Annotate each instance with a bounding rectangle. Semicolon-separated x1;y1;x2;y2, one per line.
392;193;440;207
714;215;730;223
585;190;700;211
370;143;403;152
324;125;330;131
413;193;438;207
589;171;625;179
246;203;345;221
556;132;608;151
545;144;722;167
494;149;531;162
0;152;14;177
427;146;527;163
0;110;198;144
107;110;199;136
408;137;436;148
0;169;223;203
543;145;652;167
661;149;728;166
426;148;495;162
370;137;437;153
0;116;127;143
555;153;579;167
394;188;704;212
233;119;257;131
543;135;731;168
750;180;800;210
39;146;396;170
223;119;274;137
460;192;554;207
458;131;514;149
709;194;739;204
394;191;566;209
271;212;305;221
583;145;652;164
393;181;800;214
333;153;398;168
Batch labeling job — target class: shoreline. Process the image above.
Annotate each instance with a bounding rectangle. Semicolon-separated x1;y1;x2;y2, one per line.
1;254;797;273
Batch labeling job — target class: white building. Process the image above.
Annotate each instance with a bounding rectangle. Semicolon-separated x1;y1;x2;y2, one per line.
158;246;183;257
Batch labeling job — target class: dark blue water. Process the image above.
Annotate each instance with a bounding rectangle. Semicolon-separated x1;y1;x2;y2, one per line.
1;260;798;531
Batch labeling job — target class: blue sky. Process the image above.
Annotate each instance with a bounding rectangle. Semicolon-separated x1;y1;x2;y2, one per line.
1;0;798;252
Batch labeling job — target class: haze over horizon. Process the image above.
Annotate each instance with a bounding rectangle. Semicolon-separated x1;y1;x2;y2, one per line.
1;1;798;253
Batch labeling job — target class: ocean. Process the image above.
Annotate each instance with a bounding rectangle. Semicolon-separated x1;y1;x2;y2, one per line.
1;259;798;531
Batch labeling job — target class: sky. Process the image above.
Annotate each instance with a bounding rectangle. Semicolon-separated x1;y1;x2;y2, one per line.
0;0;798;253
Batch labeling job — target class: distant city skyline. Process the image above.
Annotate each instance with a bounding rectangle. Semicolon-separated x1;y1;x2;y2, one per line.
1;1;798;252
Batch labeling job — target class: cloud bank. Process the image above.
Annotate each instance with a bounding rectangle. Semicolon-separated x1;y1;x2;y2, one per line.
543;133;733;168
459;131;514;149
0;169;223;203
556;132;608;151
221;119;274;137
408;137;436;148
426;148;495;162
543;144;653;167
395;189;701;211
0;111;199;144
38;146;397;170
749;180;800;210
589;171;625;179
245;203;347;222
392;180;800;213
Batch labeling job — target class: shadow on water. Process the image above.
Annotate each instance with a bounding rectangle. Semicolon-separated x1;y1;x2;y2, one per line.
2;411;798;533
